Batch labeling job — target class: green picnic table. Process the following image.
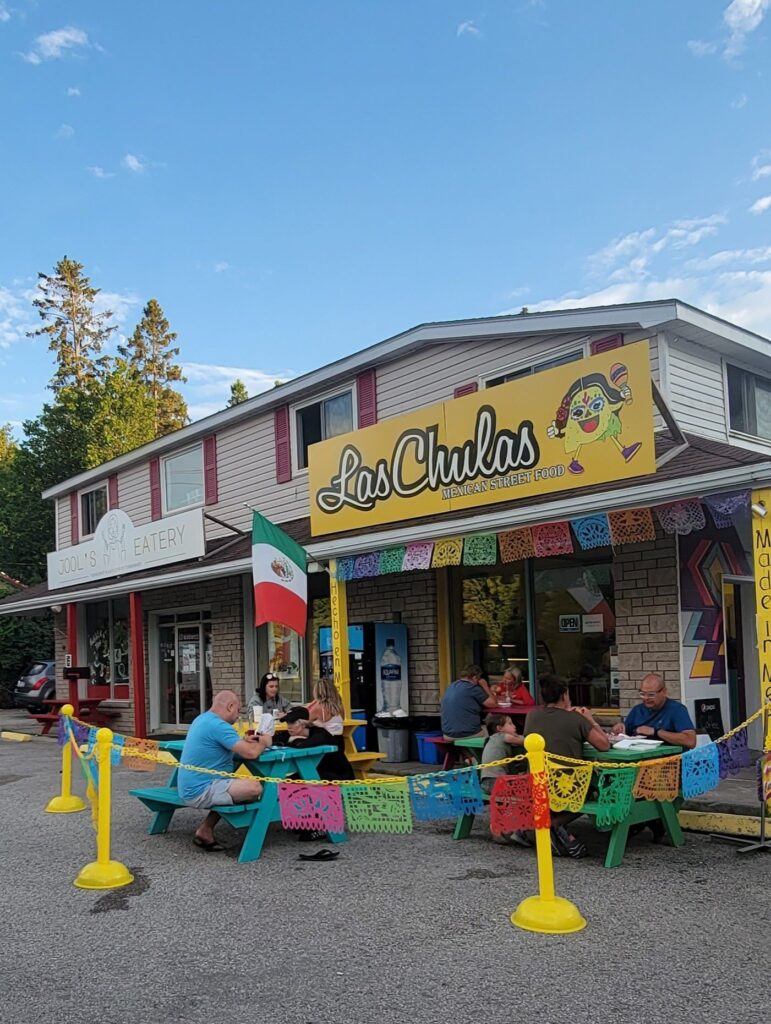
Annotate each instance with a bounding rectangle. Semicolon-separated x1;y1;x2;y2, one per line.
453;736;684;868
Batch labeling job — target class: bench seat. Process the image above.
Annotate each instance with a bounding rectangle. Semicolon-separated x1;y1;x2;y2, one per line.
347;751;386;779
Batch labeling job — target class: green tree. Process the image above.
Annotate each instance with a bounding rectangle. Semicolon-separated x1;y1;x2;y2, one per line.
0;424;15;462
120;298;187;436
227;378;249;407
27;256;116;391
87;359;156;463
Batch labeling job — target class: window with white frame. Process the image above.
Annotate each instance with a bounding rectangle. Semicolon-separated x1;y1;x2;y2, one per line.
162;444;204;512
727;364;771;442
485;349;584;389
295;390;354;469
80;485;108;537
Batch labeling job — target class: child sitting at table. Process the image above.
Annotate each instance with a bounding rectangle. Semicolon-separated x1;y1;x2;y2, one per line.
480;713;530;848
306;678;344;737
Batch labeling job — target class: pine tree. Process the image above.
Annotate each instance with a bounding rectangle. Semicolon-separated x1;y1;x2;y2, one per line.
227;379;249;407
0;424;15;463
120;298;188;437
27;256;116;391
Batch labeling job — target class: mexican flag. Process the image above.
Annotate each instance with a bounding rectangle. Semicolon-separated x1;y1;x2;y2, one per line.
251;511;308;635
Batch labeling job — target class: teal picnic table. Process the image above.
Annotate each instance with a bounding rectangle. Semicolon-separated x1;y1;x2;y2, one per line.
130;740;347;863
452;737;685;868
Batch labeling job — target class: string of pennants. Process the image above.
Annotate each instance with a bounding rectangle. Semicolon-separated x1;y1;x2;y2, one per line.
332;491;751;579
60;715;765;836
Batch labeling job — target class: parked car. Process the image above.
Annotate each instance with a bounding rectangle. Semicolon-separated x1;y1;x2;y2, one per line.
13;660;56;712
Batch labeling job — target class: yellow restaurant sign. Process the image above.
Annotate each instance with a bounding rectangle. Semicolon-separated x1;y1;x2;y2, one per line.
309;340;656;536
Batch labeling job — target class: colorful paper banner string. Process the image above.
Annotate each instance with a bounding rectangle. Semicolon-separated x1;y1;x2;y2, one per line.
654;498;706;536
403;541;434;571
489;774;535;834
57;716;68;746
335;557;355;582
703;490;750;530
632;758;681;802
681;744;720;798
571;514;611;551
546;760;593;812
462;534;498;566
431;537;464;568
608;507;656;545
594;767;636;827
408;769;484;820
379;547;406;574
718;728;750;778
498;527;534;562
353;552;380;579
757;753;771;805
122;737;159;772
532;521;573;558
342;782;413;833
529;770;552;829
110;735;126;767
86;726;98;757
278;782;345;832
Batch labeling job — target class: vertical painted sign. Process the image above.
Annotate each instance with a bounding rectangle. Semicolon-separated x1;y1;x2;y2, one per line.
750;489;771;747
328;559;351;717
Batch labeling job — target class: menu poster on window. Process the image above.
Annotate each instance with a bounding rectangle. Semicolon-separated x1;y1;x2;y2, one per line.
180;642;198;675
582;613;604;633
695;698;724;741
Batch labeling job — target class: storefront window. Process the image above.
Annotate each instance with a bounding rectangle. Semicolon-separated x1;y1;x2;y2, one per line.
256;623;305;704
533;555;617;707
85;596;130;699
450;565;530;685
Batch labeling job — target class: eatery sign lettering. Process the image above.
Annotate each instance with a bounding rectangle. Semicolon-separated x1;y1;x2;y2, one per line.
309;341;656;536
47;507;206;590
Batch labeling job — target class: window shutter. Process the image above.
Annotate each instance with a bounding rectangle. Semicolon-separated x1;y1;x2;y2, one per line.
274;405;292;483
108;474;119;510
149;458;162;521
590;333;624;356
454;382;479;398
203;435;218;504
357;368;378;428
70;492;79;545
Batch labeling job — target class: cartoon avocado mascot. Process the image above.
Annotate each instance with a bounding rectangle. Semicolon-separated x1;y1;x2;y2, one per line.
547;363;641;475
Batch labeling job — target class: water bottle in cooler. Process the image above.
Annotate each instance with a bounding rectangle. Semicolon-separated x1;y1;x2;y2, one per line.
379;638;402;712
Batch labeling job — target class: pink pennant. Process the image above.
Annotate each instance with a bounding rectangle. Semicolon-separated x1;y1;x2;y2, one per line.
532;521;573;558
278;782;345;832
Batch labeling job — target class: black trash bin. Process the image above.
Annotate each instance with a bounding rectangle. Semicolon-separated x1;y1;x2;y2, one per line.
373;714;411;763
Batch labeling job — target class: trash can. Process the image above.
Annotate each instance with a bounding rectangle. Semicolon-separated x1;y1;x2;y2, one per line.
415;731;444;764
374;714;411;763
351;709;367;752
409;714;442;760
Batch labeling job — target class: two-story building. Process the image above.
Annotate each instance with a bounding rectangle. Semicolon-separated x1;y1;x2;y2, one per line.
2;299;770;749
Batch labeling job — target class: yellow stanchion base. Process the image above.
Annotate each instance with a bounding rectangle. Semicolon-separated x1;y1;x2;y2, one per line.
511;895;587;934
45;794;86;813
74;860;134;890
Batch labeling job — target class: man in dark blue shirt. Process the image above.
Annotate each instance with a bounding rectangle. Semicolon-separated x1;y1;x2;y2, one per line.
613;673;696;749
441;664;498;740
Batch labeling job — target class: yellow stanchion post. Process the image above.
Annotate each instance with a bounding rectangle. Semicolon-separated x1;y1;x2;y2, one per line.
511;733;587;934
45;704;86;814
74;728;133;890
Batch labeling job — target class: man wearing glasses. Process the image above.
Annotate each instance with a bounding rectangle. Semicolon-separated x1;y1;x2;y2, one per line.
612;673;697;750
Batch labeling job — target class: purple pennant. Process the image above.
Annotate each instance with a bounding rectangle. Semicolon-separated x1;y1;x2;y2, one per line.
717;729;750;778
353;552;380;578
70;721;91;745
57;716;68;746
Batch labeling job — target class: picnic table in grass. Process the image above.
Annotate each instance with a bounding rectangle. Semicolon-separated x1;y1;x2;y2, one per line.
130;740;347;863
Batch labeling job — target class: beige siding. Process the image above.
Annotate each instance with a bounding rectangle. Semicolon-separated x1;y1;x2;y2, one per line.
118;463;152;526
667;336;727;441
56;496;71;549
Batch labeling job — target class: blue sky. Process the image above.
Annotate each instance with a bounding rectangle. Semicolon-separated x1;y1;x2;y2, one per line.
1;1;771;430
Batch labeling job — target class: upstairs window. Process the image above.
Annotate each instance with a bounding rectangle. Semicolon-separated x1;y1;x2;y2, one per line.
727;364;771;441
486;349;583;389
162;444;204;513
296;389;354;469
80;485;108;538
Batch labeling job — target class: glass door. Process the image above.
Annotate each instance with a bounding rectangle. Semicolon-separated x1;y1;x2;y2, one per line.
159;622;209;727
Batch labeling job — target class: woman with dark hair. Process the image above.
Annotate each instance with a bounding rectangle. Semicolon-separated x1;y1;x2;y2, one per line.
247;672;291;720
546;365;640;475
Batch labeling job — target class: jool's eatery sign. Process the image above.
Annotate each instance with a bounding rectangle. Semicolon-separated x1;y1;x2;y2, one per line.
308;341;656;536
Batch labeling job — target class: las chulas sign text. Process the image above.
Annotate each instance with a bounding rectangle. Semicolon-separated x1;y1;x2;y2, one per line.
309;341;656;535
48;508;206;589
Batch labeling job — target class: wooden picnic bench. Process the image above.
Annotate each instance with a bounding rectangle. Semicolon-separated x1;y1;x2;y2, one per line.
31;698;119;736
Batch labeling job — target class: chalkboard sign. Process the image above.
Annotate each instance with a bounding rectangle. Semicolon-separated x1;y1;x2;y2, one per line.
695;698;724;741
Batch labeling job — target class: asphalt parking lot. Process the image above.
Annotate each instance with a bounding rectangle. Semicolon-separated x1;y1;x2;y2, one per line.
1;735;768;1024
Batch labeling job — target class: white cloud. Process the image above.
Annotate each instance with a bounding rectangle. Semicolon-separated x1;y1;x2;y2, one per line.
0;3;10;23
457;20;482;37
20;26;89;65
94;291;139;324
724;0;770;58
214;261;230;274
181;363;296;421
687;39;718;56
55;123;74;140
686;247;771;270
749;195;771;214
122;153;146;174
0;285;38;350
589;215;727;281
86;165;115;180
731;93;748;108
752;156;771;180
67;86;81;97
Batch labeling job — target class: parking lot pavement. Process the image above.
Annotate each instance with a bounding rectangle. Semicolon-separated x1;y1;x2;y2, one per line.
1;737;767;1024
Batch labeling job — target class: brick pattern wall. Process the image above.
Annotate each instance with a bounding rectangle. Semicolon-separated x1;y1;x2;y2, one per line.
346;570;439;713
614;532;681;713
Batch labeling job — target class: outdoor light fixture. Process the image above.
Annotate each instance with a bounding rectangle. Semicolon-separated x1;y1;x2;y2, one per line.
751;501;768;519
50;604;63;614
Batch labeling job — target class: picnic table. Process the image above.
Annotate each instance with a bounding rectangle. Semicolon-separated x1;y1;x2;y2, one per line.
31;697;118;736
130;740;347;863
273;717;384;778
452;737;684;868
